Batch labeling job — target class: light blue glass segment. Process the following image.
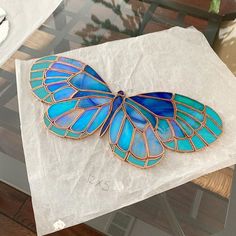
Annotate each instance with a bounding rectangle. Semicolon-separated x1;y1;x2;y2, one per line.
177;111;201;129
55;110;79;128
127;154;145;167
50;125;66;136
191;135;206;149
66;131;81;138
59;57;83;68
118;119;133;151
44;115;51;127
197;127;216;144
177;139;193;151
47;82;68;92
176;118;193;136
125;98;156;128
70;73;110;92
147;158;161;167
206;106;222;127
146;126;163;156
87;105;110;133
45;78;67;84
73;91;114;98
37;55;57;61
114;147;126;159
54;87;76;101
157;119;172;141
206;118;222;136
30;80;42;88
110;109;124;144
175;94;204;111
176;104;204;122
170;120;185;138
33;87;48;99
125;103;147;130
71;108;97;132
165;140;175;149
31;71;44;79
131;131;146;158
31;62;51;70
51;63;80;73
46;70;71;77
48;100;77;119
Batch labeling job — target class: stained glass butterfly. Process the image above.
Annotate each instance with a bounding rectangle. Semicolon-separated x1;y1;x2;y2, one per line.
30;56;223;169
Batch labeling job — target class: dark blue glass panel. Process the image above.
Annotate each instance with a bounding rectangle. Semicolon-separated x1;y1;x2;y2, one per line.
141;92;173;99
70;73;110;92
84;65;105;82
170;120;185;138
51;63;80;73
130;96;174;118
79;97;111;108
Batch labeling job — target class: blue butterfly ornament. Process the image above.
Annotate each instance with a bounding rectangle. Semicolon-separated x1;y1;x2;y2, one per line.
30;56;223;169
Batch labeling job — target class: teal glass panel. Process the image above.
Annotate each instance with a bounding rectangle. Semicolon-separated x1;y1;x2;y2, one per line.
147;158;161;167
191;135;206;149
37;55;57;62
45;96;53;103
127;154;145;167
114;147;126;159
177;111;201;129
66;131;81;138
177;139;193;151
206;118;222;136
206;106;222;127
33;87;48;99
176;104;204;122
50;125;66;136
31;62;51;70
31;71;44;79
175;94;204;111
44;115;51;127
30;80;42;88
176;118;193;136
165;140;175;149
197;127;216;144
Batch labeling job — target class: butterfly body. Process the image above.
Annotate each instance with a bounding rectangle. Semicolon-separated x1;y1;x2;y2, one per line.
30;56;223;169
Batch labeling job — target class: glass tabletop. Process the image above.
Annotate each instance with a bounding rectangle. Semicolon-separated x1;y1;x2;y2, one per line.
0;1;236;235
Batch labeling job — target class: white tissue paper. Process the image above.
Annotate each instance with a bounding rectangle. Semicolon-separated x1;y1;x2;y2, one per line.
16;27;236;236
0;0;62;66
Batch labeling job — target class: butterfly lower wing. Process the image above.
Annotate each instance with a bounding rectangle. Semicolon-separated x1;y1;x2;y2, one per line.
44;96;112;139
109;102;165;168
128;92;223;152
30;56;113;104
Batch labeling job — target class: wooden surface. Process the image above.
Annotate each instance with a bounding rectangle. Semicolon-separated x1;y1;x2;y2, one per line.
0;181;104;236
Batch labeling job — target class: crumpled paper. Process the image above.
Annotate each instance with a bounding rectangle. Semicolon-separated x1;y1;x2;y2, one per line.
16;27;236;235
0;0;62;66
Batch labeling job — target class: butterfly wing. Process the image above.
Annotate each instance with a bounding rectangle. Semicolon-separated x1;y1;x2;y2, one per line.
30;55;113;103
109;101;165;169
30;56;115;139
126;92;223;152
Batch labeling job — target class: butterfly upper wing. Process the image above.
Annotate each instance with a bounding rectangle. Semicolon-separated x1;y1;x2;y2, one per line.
30;55;113;103
126;92;223;152
109;101;165;168
30;56;114;139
